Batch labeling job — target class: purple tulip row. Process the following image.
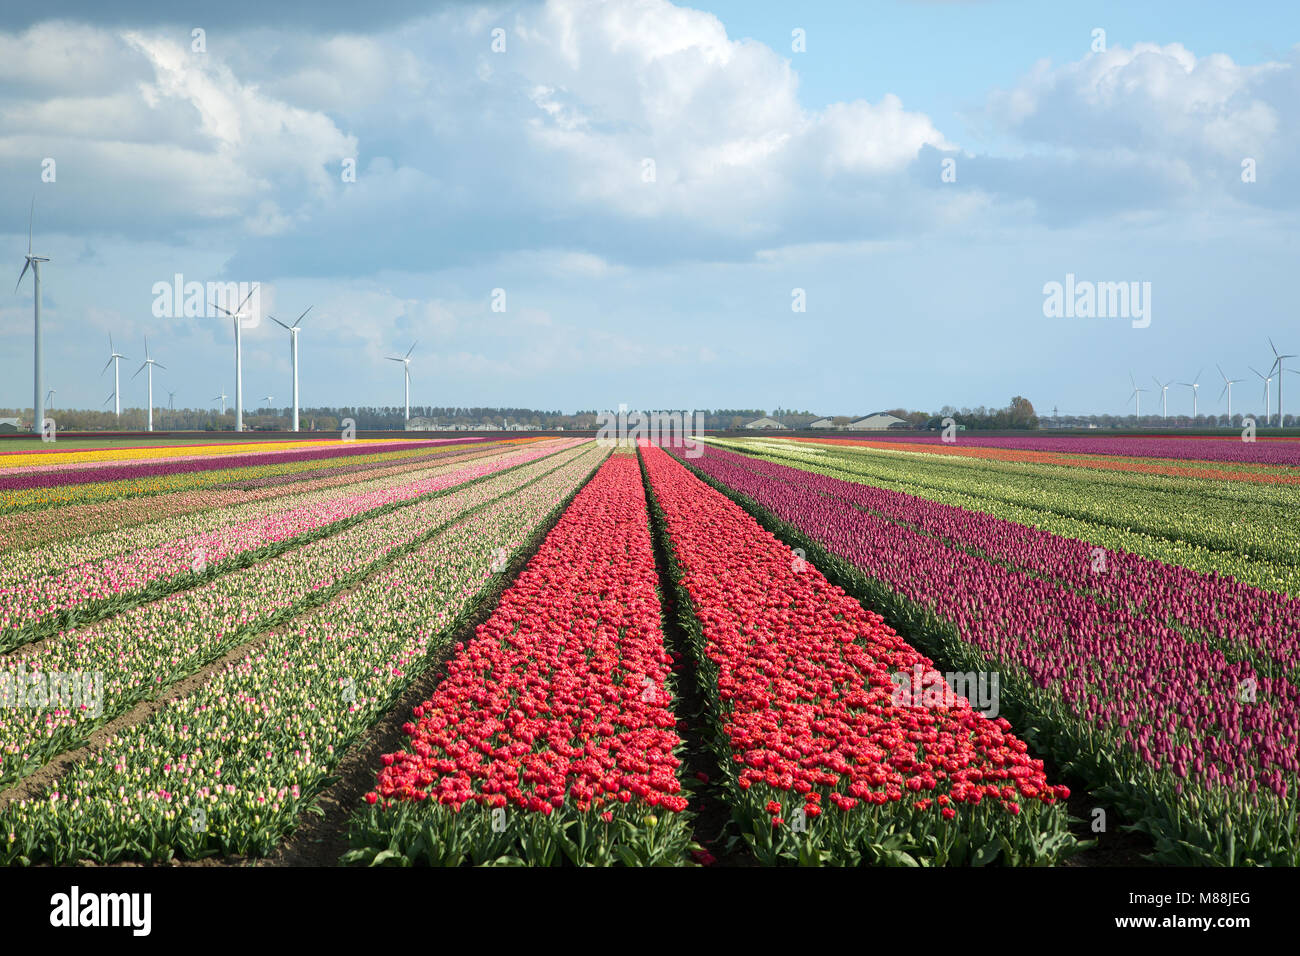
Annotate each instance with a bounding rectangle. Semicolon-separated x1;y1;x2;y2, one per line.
677;445;1298;816
829;433;1300;466
0;439;464;491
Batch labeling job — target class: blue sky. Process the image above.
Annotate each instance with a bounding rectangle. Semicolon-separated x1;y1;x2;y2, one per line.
2;0;1298;418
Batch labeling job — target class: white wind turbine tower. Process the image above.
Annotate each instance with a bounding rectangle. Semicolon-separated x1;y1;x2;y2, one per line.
386;341;417;423
1250;367;1272;424
210;288;257;433
45;388;55;409
1128;373;1149;421
269;306;310;432
168;390;177;429
1152;377;1171;421
1217;365;1244;422
212;389;229;415
101;334;129;420
1268;338;1296;428
132;337;165;432
1178;368;1204;421
14;199;49;435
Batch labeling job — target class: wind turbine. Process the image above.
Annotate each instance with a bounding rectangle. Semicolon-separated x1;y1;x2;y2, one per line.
132;337;165;432
101;334;129;420
386;341;417;423
1152;377;1171;421
14;199;49;435
1268;339;1296;428
212;389;229;415
1251;366;1273;425
269;307;310;432
168;390;177;429
210;288;257;433
261;394;274;416
45;388;55;409
1178;368;1204;420
1128;373;1149;421
1217;365;1245;422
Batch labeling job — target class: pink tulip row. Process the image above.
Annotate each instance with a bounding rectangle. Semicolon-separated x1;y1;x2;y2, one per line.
0;441;506;554
0;440;584;640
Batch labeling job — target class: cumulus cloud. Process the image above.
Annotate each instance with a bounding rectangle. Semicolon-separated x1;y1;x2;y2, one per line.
980;42;1300;218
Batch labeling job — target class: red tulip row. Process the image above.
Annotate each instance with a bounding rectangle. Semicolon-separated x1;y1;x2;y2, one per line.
640;446;1074;865
351;455;694;865
674;443;1300;865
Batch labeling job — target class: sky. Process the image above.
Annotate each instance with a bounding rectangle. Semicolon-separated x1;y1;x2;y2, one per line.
2;0;1299;419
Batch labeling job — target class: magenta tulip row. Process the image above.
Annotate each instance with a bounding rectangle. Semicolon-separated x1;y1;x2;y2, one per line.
0;439;465;490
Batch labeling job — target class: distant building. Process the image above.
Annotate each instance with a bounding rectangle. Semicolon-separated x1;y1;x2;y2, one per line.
808;418;837;429
848;413;906;430
0;418;21;433
745;417;787;430
404;417;440;430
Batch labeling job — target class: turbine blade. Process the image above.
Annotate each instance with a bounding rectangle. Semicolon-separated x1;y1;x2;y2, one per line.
386;356;403;362
14;258;30;293
132;363;146;379
154;362;167;370
1217;364;1227;382
294;306;312;328
239;287;258;312
1270;337;1279;357
270;315;291;330
104;392;115;406
406;340;417;358
101;356;114;374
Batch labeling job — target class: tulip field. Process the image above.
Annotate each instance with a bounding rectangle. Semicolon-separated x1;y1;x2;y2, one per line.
0;429;1296;866
675;435;1300;866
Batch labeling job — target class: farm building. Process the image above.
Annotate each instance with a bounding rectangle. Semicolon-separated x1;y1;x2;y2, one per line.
848;413;906;430
808;418;838;429
744;417;787;429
